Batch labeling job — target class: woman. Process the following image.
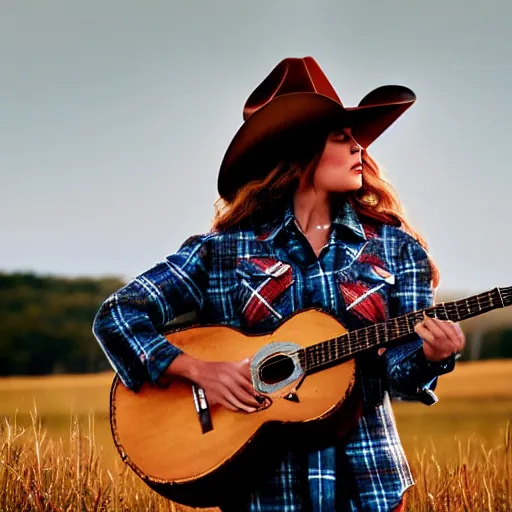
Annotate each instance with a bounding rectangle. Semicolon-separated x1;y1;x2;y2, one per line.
93;56;465;511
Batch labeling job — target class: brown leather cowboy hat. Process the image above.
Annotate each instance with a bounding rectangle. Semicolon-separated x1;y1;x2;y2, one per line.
217;56;416;202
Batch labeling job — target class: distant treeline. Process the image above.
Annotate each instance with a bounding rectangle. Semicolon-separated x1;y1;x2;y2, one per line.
0;273;511;376
0;273;124;376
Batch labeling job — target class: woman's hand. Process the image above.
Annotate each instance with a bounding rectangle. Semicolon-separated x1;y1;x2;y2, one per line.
414;312;466;362
164;353;269;413
193;358;269;413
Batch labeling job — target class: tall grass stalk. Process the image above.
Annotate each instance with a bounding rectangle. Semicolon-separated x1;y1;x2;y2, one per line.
0;411;510;511
407;425;512;511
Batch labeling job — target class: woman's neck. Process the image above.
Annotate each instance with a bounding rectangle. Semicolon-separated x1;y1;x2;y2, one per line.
292;186;334;233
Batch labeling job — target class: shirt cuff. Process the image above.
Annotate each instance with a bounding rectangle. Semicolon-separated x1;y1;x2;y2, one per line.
389;346;455;406
145;340;184;386
416;346;456;379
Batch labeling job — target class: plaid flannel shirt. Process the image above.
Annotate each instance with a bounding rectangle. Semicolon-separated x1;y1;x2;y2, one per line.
93;200;455;511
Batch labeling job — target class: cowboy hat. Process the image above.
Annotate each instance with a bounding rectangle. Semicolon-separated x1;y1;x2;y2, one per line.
217;56;416;202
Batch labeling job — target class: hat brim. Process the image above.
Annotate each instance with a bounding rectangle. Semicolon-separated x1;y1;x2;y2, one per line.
218;87;415;201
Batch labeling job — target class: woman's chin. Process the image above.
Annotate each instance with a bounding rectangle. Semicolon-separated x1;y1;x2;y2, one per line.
329;182;363;194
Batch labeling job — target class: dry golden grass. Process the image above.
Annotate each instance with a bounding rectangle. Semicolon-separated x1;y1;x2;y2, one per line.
1;361;511;511
429;360;512;399
0;411;196;512
0;372;113;416
1;410;511;511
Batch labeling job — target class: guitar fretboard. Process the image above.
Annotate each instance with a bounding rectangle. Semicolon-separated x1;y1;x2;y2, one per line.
298;286;511;372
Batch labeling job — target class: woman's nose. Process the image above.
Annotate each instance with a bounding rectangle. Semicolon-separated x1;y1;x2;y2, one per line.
350;143;362;154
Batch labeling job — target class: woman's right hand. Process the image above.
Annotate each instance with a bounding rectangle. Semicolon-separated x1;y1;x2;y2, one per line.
163;353;269;413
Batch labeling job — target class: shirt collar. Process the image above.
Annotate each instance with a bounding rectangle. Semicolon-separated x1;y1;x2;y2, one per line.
331;199;368;241
258;199;367;242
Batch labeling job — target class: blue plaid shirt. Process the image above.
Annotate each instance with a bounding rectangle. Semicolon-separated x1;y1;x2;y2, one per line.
93;200;455;511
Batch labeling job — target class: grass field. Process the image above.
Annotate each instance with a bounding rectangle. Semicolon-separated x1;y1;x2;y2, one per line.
1;360;512;511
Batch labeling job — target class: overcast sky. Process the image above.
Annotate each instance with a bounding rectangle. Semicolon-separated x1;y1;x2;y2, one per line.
1;0;511;295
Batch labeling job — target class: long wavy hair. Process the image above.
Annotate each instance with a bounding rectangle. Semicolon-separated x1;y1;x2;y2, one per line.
212;128;440;288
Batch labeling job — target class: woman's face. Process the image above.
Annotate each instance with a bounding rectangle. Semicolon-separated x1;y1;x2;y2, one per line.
311;127;363;193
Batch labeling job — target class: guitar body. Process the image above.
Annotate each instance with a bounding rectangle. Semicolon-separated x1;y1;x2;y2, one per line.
110;309;359;507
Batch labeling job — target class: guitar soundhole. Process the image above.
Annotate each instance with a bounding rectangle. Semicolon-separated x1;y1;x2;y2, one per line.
259;354;295;385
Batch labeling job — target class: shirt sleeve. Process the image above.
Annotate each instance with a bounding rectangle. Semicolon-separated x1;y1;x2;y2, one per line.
383;234;455;405
92;234;209;391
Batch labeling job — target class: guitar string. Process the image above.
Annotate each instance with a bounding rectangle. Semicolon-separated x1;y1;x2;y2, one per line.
302;292;511;372
258;291;509;374
304;292;509;371
273;294;494;365
255;289;511;376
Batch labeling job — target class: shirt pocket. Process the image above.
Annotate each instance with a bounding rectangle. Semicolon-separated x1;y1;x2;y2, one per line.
337;261;395;325
235;257;295;331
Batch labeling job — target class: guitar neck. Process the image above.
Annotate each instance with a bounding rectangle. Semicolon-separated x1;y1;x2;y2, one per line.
300;286;512;372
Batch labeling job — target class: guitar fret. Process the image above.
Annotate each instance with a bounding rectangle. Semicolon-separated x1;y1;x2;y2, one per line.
375;324;380;345
367;328;373;349
335;336;341;363
405;314;412;335
496;288;505;307
402;316;408;337
298;349;306;369
383;320;389;342
383;322;389;344
303;286;509;374
339;335;347;361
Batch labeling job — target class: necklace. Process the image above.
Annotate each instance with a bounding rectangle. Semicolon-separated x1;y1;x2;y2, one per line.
315;224;331;230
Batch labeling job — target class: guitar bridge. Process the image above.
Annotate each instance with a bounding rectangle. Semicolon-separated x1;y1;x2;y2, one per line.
192;384;213;434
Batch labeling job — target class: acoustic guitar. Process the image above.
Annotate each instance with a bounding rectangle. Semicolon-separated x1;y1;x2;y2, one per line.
109;286;511;507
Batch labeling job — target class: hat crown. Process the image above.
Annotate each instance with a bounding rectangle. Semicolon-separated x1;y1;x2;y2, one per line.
243;57;342;121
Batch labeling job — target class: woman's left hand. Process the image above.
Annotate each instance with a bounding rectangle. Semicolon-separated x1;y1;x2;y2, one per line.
414;312;466;362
